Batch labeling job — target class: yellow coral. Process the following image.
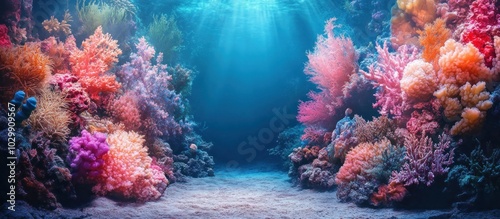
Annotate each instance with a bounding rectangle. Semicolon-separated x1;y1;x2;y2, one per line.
438;39;492;85
447;82;493;135
417;18;451;65
27;89;71;142
401;60;437;101
0;44;52;105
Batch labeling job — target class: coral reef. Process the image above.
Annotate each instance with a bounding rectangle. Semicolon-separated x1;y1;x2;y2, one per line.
268;125;305;169
69;26;122;102
0;43;51;106
27;89;71;143
93;130;168;202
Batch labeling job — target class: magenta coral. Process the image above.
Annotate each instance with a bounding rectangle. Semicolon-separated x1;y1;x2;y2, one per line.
305;17;357;103
362;43;420;117
391;134;455;186
0;24;11;47
67;130;109;180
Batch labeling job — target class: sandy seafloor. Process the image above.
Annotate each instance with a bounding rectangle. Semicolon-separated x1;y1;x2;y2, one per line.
2;166;500;219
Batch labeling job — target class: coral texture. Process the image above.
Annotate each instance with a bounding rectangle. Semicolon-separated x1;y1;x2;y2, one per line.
400;59;437;101
93;130;168;201
67;130;109;180
69;26;122;102
362;43;419;117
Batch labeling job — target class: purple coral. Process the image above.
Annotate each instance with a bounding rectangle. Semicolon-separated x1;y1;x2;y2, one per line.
67;130;109;179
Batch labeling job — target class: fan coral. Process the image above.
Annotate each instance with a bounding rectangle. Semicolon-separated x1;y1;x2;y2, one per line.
27;89;71;143
69;26;122;102
297;91;336;127
42;11;72;36
417;18;452;65
93;130;168;201
108;91;141;131
67;130;109;180
400;59;438;101
391;133;454;187
362;43;419;117
305;18;357;101
0;44;51;106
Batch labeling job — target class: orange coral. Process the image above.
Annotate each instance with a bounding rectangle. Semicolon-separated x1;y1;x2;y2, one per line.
438;39;492;85
371;181;407;206
335;138;390;185
0;43;52;105
41;37;71;72
401;59;437;101
450;82;492;135
417;18;451;66
69;26;122;101
391;0;438;47
93;130;168;201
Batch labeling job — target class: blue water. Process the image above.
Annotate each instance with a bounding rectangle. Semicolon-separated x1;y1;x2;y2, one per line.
146;0;350;165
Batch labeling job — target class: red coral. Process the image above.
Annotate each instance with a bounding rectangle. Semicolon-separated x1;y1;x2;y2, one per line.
461;0;500;67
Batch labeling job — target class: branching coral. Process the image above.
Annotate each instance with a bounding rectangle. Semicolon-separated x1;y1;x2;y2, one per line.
69;26;122;102
148;14;183;63
305;18;357;101
40;37;72;72
117;37;188;140
93;130;168;201
417;18;452;65
362;43;419;117
42;11;72;36
27;89;71;143
0;43;51;105
400;59;438;101
391;133;454;187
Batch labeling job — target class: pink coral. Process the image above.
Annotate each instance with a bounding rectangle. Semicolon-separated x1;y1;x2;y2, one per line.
362;43;420;117
297;91;336;126
391;133;454;187
50;73;90;129
93;130;168;201
305;18;357;102
0;24;11;47
109;91;142;131
69;26;122;102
